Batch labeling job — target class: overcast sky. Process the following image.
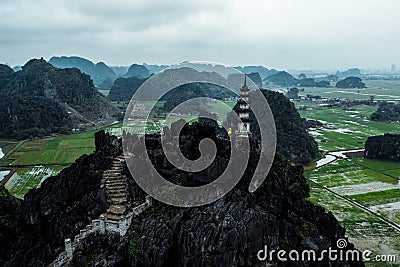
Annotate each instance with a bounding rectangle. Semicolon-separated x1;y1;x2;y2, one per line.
1;0;399;70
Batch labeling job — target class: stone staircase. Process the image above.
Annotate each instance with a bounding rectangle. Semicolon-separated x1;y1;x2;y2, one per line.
102;154;129;217
53;154;152;267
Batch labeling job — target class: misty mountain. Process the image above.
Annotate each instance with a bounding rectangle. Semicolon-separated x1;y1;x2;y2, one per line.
110;66;129;76
123;64;150;78
49;56;117;88
336;68;361;78
227;72;262;88
263;71;298;87
316;74;339;82
234;65;278;79
263;71;330;88
143;63;169;74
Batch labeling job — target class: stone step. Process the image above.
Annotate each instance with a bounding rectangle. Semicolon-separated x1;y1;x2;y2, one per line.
106;188;126;193
104;176;124;180
106;184;127;189
106;182;126;187
106;183;126;189
104;176;126;180
103;212;122;220
104;173;123;176
107;205;126;215
104;175;121;179
105;182;126;186
112;198;128;205
105;176;128;182
108;192;127;198
106;185;126;189
106;188;126;194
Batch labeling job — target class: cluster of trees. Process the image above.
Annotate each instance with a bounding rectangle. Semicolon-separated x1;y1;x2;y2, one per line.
263;71;332;88
286;87;300;99
335;77;366;88
370;102;400;122
365;134;400;161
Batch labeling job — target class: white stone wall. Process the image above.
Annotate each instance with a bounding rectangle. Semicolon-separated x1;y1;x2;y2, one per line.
53;197;153;266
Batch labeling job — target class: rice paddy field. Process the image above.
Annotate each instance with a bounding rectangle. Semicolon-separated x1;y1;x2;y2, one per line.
0;122;123;198
298;80;400;100
5;166;65;198
300;102;400;265
300;105;400;152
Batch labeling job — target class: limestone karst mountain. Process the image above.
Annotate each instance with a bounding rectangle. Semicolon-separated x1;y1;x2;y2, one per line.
49;56;117;88
0;59;117;139
0;125;364;266
108;76;148;102
123;64;150;79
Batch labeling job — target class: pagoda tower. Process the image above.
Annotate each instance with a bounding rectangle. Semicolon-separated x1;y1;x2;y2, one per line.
236;75;252;138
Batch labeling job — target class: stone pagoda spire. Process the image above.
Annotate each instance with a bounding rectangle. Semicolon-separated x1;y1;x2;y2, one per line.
236;75;252;138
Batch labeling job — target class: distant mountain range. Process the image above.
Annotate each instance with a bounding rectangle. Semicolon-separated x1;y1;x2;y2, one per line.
263;71;365;88
0;59;117;139
48;56;169;90
49;56;118;88
8;56;367;92
108;67;265;102
234;65;278;80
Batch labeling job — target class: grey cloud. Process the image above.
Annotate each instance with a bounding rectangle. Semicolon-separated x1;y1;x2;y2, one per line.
0;0;399;70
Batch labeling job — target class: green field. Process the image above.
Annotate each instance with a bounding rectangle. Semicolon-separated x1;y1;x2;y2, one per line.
308;183;400;267
5;166;65;198
1;133;94;167
296;80;400;100
0;122;124;198
299;105;400;151
0;122;125;167
307;157;400;265
301;101;400;265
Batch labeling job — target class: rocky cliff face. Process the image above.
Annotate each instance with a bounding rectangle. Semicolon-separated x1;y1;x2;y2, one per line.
71;124;361;267
0;123;364;266
365;134;400;161
0;59;117;138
